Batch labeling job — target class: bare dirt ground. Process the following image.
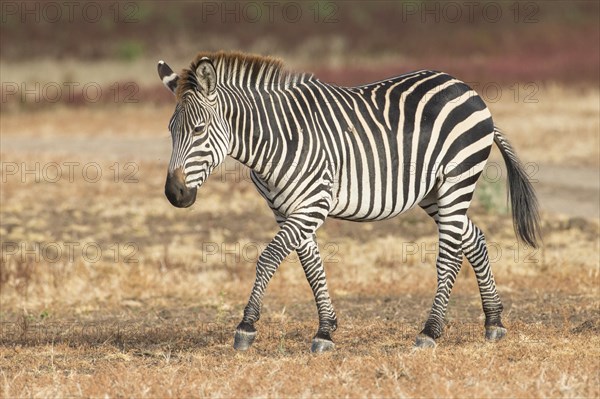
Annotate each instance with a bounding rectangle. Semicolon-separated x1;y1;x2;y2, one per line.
1;87;599;397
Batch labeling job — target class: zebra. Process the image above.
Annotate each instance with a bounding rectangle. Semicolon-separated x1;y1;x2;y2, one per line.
157;51;540;352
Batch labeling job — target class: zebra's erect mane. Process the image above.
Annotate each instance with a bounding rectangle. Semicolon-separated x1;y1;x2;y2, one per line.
176;51;312;98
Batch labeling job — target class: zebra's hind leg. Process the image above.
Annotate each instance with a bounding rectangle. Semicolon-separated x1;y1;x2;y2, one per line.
462;218;506;341
297;236;338;353
415;183;473;348
418;199;507;344
415;215;466;347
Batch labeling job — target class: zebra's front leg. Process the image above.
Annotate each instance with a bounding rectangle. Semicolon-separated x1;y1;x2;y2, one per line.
233;215;325;351
297;236;338;353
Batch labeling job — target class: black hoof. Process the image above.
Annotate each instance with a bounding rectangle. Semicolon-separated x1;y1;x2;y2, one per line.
233;329;257;351
485;325;507;341
311;337;335;353
415;333;437;348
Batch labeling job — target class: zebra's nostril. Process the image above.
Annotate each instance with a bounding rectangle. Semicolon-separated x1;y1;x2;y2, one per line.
165;169;196;208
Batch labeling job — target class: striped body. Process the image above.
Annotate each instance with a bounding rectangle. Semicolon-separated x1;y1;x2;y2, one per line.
158;52;540;351
228;70;494;222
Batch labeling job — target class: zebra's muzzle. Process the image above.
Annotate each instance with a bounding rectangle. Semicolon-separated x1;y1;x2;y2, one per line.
165;168;197;208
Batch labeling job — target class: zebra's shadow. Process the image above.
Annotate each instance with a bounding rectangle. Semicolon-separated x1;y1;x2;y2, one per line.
0;311;314;352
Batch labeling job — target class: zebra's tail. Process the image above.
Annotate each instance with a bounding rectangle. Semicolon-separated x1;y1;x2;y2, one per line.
493;127;541;248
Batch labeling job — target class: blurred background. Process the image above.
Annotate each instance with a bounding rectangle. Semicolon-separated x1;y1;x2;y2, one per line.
1;1;599;102
1;1;599;397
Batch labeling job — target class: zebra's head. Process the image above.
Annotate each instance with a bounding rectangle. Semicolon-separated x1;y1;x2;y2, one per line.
158;58;230;208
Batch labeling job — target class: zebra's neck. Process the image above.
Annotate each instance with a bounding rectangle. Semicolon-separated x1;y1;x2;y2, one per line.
180;52;318;176
216;81;315;176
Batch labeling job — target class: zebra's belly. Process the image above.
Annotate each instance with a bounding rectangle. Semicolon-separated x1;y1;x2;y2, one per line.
328;201;422;222
328;174;437;222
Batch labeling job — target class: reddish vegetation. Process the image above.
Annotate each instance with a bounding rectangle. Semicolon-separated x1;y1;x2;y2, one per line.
1;2;598;85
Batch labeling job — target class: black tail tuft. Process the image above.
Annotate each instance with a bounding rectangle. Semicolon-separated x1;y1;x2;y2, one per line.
493;128;541;248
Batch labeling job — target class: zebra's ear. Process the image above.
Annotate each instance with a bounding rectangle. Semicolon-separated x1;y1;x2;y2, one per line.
195;57;217;96
157;60;179;95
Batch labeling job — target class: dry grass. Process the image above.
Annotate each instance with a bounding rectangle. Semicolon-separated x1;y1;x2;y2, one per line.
1;86;599;397
2;325;598;398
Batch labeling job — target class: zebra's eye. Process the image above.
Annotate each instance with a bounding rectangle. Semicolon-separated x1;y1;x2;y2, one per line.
193;122;207;135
